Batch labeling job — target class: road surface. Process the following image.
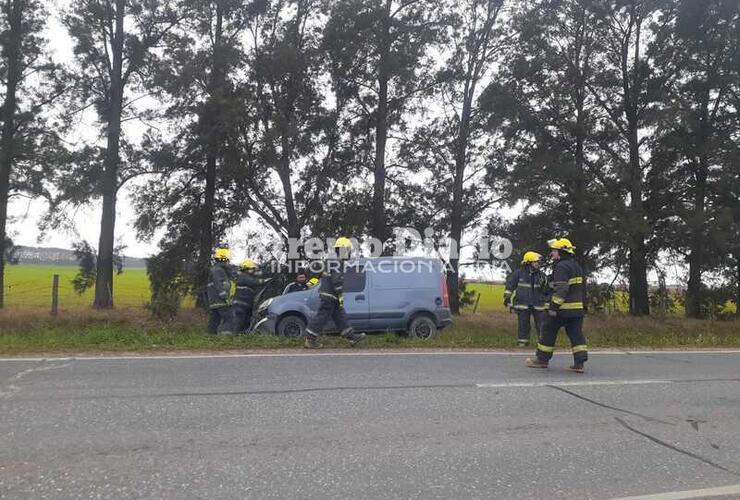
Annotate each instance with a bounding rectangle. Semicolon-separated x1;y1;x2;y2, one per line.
1;350;740;499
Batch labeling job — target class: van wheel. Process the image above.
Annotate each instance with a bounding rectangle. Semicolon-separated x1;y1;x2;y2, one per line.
408;316;438;340
277;316;306;338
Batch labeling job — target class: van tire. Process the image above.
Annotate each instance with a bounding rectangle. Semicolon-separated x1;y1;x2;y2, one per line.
408;315;438;340
277;315;306;338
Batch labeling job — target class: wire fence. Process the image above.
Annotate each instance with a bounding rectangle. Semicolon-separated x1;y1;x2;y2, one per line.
3;266;151;310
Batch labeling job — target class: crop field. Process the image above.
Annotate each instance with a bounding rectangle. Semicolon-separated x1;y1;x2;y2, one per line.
3;265;150;308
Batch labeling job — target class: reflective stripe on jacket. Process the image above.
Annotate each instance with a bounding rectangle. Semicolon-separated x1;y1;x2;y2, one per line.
549;255;585;317
504;265;549;310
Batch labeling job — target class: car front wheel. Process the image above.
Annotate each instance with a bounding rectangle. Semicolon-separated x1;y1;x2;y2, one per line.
277;315;306;338
408;316;438;340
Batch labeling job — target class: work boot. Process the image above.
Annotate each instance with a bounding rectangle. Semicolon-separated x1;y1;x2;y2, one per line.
517;340;530;347
568;363;585;373
343;331;366;346
525;357;549;369
304;334;322;349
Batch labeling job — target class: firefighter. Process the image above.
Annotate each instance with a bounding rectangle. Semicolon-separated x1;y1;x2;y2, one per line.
304;237;367;349
283;268;309;294
526;238;588;373
504;251;548;346
207;247;235;336
233;259;272;334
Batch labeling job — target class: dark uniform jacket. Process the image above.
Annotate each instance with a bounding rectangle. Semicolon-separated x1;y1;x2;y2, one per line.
318;260;345;302
233;271;269;307
549;255;585;318
207;262;233;309
504;265;549;310
283;282;309;294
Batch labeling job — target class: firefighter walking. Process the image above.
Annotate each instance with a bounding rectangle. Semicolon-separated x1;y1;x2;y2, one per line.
207;247;235;336
504;251;548;347
233;259;272;334
304;237;367;349
526;238;588;373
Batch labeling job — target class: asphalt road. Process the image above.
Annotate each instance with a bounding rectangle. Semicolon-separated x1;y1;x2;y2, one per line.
1;350;740;500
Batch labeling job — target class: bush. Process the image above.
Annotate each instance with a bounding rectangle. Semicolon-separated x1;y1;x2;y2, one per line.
146;287;182;321
586;282;615;313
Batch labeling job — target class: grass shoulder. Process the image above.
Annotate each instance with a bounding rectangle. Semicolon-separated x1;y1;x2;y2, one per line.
1;307;738;355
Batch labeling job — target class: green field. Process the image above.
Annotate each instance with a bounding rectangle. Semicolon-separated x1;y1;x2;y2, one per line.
3;265;150;308
3;266;511;311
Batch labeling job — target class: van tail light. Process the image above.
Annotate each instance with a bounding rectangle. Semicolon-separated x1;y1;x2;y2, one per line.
441;276;450;308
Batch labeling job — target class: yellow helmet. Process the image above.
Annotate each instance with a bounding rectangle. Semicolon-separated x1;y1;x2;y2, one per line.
548;238;576;254
334;237;353;248
308;277;319;286
521;251;542;264
214;248;231;261
240;259;257;270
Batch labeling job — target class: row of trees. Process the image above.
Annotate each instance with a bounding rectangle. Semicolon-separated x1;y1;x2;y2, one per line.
0;0;738;317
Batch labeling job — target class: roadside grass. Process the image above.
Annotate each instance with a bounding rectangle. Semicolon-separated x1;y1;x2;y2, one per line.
1;306;738;355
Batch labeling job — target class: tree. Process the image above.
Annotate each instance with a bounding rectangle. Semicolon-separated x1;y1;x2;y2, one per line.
479;0;617;279
585;0;671;316
396;0;506;313
133;0;258;306
63;0;184;308
651;0;740;317
230;0;340;243
0;0;62;308
71;240;125;295
324;0;444;244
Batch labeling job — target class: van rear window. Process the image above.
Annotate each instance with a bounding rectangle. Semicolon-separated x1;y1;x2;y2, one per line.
368;260;440;290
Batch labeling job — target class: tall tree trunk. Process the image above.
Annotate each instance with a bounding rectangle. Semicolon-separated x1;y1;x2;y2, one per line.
448;79;474;315
735;252;740;318
0;0;22;309
370;0;391;245
571;10;590;266
685;92;711;318
195;3;224;308
196;152;216;308
626;128;650;316
685;160;707;318
278;133;299;239
624;13;649;316
93;0;125;309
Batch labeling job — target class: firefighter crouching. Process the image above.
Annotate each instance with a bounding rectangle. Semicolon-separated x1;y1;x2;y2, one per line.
504;251;549;347
304;237;367;349
207;247;235;336
233;259;272;334
526;238;588;373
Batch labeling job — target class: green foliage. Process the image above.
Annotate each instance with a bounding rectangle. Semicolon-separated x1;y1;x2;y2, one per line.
71;241;125;296
3;237;18;265
457;278;477;310
585;283;616;314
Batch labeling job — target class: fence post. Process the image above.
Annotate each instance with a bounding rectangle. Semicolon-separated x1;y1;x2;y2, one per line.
473;292;481;314
51;274;59;316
